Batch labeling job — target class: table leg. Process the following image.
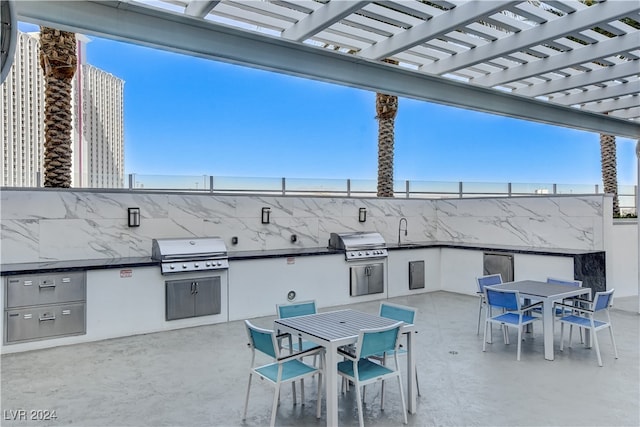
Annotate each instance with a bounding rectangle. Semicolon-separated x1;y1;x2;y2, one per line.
406;331;417;414
325;344;338;426
543;299;555;360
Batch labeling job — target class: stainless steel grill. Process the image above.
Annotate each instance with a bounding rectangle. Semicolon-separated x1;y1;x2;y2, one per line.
152;237;229;274
328;232;388;261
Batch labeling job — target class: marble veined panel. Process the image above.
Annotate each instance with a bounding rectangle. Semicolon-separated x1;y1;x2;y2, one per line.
0;219;40;263
0;191;89;220
293;197;342;219
436;215;595;249
233;196;295;221
164;194;237;220
39;219;131;261
436;196;603;218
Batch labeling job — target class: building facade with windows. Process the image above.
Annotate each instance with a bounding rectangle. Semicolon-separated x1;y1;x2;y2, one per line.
0;31;124;188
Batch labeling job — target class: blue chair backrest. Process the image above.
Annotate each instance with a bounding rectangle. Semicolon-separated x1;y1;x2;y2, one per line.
358;322;403;359
594;289;615;312
485;288;519;311
245;320;277;358
547;277;581;287
477;274;503;292
380;302;416;324
277;301;316;319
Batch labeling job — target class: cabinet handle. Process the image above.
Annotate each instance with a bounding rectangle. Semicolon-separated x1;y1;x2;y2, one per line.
39;314;56;321
39;283;56;289
194;282;199;294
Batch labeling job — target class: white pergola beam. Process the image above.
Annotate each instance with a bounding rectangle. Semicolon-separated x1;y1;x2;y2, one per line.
281;0;371;42
473;33;639;87
430;1;640;75
14;0;639;139
185;0;220;19
515;60;640;97
358;1;515;61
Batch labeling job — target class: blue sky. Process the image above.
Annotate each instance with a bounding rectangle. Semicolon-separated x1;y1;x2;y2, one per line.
22;23;638;185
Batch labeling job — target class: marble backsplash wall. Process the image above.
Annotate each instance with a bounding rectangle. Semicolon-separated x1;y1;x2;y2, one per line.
0;189;607;264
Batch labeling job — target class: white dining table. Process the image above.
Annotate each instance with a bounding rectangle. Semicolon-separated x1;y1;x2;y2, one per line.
488;280;592;360
274;309;417;427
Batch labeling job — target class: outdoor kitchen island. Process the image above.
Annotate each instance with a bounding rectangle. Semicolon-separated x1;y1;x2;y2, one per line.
1;241;606;354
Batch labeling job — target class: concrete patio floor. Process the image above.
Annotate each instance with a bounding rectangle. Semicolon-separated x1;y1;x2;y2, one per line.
1;291;638;427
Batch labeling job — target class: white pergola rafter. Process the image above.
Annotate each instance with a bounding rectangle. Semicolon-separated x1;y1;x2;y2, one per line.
358;1;515;60
429;1;640;75
185;0;219;19
473;33;639;87
515;60;640;97
552;81;639;106
282;0;371;42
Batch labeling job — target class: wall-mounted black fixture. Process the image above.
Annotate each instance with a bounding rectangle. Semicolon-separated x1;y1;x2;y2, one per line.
231;236;238;245
358;207;367;222
290;234;297;243
128;207;140;227
287;290;297;301
261;207;271;224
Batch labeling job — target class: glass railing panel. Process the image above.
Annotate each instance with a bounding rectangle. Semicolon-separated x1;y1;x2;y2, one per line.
555;183;598;194
130;174;209;190
285;178;348;196
510;182;554;195
462;181;509;195
211;176;281;193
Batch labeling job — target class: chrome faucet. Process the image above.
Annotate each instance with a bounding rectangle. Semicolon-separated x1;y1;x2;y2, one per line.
398;217;408;245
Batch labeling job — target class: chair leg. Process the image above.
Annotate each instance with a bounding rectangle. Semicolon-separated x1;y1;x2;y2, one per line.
270;384;280;427
397;374;408;424
560;323;565;352
243;373;253;420
592;329;603;367
477;298;483;335
608;325;619;359
416;370;421;397
516;326;522;361
483;320;490;351
355;383;365;427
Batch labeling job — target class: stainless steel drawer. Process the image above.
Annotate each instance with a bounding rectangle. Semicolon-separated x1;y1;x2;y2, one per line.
6;272;86;308
5;303;86;343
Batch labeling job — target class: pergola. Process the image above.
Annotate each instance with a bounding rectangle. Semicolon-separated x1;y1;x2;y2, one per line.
4;0;639;139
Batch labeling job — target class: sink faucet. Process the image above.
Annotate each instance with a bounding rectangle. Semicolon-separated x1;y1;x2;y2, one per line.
398;217;408;245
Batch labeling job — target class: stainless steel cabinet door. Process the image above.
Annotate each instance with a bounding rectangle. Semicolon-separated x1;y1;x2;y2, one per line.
350;263;384;296
193;277;221;317
166;279;196;321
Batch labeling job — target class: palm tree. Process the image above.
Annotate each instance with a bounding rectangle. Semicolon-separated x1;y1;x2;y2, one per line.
39;27;77;187
376;90;398;197
599;133;620;217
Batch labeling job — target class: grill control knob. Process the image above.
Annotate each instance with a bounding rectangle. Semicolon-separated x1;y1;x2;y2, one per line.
182;264;187;269
366;251;371;256
169;265;175;270
358;252;363;256
194;263;199;268
205;262;211;267
216;261;222;266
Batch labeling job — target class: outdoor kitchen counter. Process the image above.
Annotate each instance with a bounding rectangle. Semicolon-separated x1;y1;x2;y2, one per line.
1;243;603;275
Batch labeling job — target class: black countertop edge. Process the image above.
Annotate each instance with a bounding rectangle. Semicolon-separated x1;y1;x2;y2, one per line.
1;243;604;276
387;241;604;256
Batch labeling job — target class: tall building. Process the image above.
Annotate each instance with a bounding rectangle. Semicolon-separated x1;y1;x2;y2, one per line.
1;31;124;188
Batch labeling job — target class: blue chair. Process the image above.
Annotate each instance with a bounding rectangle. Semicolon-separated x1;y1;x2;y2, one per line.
370;302;420;396
557;288;619;366
476;274;503;335
337;321;408;427
242;320;324;426
482;287;541;361
276;300;319;404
